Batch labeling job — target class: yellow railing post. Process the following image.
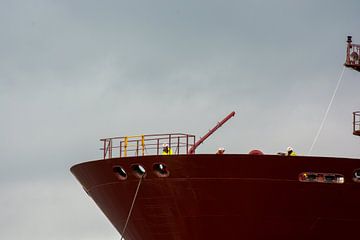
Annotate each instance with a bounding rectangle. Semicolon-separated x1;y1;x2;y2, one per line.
141;135;145;156
124;136;128;157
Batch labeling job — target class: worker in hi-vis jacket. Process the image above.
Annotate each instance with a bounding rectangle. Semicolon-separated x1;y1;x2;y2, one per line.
287;146;297;156
162;144;173;155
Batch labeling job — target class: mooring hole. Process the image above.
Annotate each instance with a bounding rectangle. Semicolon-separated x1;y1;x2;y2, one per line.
353;169;360;183
112;166;127;180
131;164;146;178
153;163;170;177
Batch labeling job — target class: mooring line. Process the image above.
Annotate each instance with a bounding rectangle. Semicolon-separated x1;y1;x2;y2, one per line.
120;176;143;240
308;66;346;155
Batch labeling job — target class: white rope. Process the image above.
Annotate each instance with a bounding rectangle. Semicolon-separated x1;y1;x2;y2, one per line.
120;175;143;240
308;66;346;155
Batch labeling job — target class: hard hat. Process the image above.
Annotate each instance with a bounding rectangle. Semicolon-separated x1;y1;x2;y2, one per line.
163;143;169;148
287;146;293;152
218;147;225;151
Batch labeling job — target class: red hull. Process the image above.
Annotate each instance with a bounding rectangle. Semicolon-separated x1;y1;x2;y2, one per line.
71;154;360;240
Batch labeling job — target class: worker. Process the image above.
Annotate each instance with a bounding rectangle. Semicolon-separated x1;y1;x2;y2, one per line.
162;144;173;155
286;146;297;156
216;147;225;154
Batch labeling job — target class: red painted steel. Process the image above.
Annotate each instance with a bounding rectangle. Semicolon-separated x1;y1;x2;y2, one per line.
71;154;360;240
345;37;360;136
188;111;235;154
345;36;360;72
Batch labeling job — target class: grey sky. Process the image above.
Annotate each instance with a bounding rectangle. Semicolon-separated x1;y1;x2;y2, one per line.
1;0;359;239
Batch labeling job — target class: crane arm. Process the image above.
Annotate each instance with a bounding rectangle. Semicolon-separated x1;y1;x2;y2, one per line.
188;111;235;154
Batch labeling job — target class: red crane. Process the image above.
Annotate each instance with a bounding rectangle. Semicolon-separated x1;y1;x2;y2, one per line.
345;36;360;72
344;36;360;136
188;111;235;154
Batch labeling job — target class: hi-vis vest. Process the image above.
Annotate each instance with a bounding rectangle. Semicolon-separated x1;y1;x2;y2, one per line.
162;148;173;155
288;151;297;156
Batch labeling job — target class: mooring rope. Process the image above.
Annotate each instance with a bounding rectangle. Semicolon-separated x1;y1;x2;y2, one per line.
120;175;144;240
308;66;346;155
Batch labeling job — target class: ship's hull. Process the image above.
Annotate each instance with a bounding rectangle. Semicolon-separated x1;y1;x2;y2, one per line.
71;154;360;240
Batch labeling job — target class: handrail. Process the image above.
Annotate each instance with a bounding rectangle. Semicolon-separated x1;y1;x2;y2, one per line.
100;133;196;159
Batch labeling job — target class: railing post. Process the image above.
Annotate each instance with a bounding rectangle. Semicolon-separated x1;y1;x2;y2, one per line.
120;140;122;158
109;140;112;159
177;136;180;155
141;135;145;156
157;139;159;155
186;135;189;155
124;136;128;157
103;140;106;159
168;134;171;150
136;140;139;156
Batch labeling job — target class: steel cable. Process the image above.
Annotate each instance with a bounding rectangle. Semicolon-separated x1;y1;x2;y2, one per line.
120;175;143;240
308;66;346;155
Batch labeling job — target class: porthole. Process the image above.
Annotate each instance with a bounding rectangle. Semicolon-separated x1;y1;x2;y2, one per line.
299;172;317;182
299;172;344;184
353;169;360;183
131;164;146;178
113;166;127;180
335;175;345;184
153;163;170;177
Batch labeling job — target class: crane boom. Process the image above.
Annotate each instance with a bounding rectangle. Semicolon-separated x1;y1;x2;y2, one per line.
188;111;235;154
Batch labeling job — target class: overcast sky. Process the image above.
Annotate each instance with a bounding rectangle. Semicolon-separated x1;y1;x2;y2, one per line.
1;0;360;239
